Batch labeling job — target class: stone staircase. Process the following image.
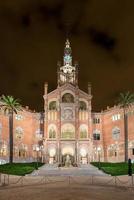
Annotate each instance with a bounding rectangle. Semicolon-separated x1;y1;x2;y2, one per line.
29;163;107;176
42;163;59;169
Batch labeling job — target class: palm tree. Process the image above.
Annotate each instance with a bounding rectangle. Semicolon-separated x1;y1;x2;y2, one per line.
0;95;22;163
117;91;134;162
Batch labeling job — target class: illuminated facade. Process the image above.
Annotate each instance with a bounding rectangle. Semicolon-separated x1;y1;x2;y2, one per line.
0;39;134;164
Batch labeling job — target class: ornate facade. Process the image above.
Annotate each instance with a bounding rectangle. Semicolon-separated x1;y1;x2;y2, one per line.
0;39;134;164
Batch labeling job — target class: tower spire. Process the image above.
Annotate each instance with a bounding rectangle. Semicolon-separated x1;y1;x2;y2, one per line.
57;39;78;86
64;38;72;66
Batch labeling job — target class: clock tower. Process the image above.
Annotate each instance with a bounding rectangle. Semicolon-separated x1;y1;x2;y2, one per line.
57;39;78;86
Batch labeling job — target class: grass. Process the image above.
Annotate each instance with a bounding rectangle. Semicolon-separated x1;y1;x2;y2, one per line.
0;162;44;176
91;162;134;176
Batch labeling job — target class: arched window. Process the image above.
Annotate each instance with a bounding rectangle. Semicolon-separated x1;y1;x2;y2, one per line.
112;127;120;140
48;125;56;139
79;101;87;110
93;130;101;140
62;93;74;103
108;144;118;157
18;144;28;158
79;125;88;138
0;141;7;156
61;123;75;139
15;127;23;140
49;101;57;110
49;128;56;139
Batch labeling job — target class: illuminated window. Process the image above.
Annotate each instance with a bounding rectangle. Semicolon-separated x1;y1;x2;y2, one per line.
112;114;120;121
18;144;28;158
0;141;7;156
49;127;56;138
61;124;75;139
79;125;88;139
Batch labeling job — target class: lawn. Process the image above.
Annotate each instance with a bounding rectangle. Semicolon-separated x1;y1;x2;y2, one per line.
0;162;44;176
91;162;134;176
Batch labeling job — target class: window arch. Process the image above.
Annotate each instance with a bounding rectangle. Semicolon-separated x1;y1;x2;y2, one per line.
79;125;88;138
61;123;75;139
62;93;74;103
79;101;87;110
49;101;57;110
112;127;120;140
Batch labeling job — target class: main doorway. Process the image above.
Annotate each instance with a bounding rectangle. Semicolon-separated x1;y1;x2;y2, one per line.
61;146;75;166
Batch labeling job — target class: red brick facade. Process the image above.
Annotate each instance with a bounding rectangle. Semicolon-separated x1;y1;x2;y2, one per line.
0;39;134;164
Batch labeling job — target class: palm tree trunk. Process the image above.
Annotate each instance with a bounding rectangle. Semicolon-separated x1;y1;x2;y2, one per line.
124;109;128;162
9;111;13;163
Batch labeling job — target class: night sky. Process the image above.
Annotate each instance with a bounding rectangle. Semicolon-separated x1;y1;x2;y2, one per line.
0;0;134;112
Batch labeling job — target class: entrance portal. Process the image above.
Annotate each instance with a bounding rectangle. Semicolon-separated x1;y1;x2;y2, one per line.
62;154;74;166
61;146;75;166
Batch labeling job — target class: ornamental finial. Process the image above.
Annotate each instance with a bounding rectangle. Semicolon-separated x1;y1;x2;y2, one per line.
65;38;70;48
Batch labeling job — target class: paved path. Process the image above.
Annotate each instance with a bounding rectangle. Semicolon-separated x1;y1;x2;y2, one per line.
30;164;107;176
0;180;134;200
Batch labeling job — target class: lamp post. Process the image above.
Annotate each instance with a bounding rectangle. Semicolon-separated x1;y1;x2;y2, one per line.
97;147;101;170
38;137;45;163
40;145;44;163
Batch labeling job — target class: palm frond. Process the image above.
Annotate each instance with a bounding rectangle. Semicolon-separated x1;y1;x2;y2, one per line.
0;95;22;114
117;91;134;108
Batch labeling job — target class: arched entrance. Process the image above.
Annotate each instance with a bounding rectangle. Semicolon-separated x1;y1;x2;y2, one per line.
61;146;75;166
79;148;88;164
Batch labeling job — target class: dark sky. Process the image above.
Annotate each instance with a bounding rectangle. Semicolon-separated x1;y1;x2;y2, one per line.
0;0;134;112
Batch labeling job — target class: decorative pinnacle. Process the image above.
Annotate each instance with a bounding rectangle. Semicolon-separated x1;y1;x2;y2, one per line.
65;38;70;48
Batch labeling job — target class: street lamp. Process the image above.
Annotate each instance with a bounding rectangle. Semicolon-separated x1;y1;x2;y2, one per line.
97;147;101;170
40;145;44;163
38;137;45;163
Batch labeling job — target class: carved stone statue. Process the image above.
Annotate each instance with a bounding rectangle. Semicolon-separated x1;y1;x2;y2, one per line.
65;154;71;167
